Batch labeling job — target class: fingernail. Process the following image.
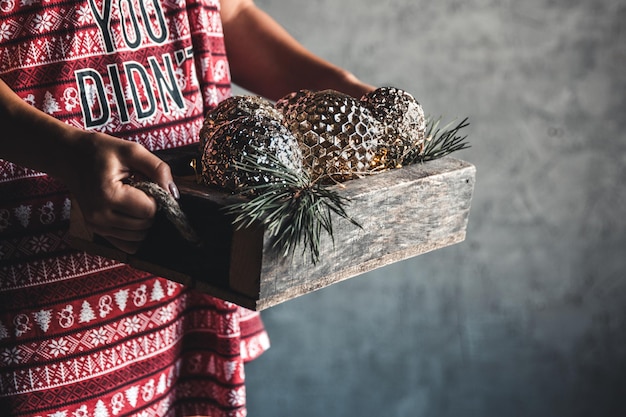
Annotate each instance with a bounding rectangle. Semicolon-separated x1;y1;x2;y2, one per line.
168;182;180;200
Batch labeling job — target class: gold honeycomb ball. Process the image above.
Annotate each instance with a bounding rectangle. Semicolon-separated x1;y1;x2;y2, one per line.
200;114;302;191
199;95;282;151
360;87;426;167
278;89;383;182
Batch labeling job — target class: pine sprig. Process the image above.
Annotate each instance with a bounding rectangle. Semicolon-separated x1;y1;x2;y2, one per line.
223;150;360;264
404;117;470;164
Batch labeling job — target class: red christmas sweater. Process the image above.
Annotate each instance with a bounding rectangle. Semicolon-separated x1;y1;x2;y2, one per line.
0;0;269;416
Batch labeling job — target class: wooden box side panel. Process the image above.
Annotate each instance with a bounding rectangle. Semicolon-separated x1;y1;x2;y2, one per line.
253;157;476;310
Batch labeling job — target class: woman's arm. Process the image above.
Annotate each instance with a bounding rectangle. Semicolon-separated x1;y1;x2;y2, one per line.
0;78;176;253
220;0;375;100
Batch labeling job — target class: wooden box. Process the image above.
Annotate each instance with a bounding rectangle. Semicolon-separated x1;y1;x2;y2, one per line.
69;146;476;310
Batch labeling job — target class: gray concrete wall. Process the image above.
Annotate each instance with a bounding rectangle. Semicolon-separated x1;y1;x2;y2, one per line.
238;1;626;416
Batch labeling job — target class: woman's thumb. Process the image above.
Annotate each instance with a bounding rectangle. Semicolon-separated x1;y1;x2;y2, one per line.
127;145;179;199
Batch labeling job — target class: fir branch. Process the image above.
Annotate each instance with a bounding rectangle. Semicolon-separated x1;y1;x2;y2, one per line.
404;117;470;164
223;149;360;264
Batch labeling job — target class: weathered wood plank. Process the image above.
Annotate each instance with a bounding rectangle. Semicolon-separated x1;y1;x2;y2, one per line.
69;152;475;311
250;157;476;309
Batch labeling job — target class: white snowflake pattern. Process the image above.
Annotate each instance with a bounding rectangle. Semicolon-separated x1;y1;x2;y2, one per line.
205;85;218;107
1;347;22;365
75;4;92;24
100;115;119;133
0;21;14;41
48;337;70;357
48;411;68;417
90;327;108;346
32;12;54;33
168;101;186;118
158;305;174;324
228;386;246;407
123;316;141;334
20;0;38;6
28;235;52;253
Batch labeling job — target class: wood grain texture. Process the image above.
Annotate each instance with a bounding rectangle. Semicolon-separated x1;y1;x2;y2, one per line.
69;152;475;310
250;157;476;309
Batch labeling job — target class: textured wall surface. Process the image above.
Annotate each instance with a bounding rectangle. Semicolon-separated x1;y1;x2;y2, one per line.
238;1;626;416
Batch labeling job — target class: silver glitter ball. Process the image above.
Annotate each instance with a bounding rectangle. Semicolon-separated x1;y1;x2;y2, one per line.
201;114;303;191
360;87;426;166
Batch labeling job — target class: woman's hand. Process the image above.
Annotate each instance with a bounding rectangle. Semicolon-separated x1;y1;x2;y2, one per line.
63;130;177;254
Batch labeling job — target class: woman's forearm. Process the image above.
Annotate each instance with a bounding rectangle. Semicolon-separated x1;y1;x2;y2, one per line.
0;78;84;180
220;0;375;100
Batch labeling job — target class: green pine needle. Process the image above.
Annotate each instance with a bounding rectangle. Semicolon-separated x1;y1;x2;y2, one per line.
223;150;361;264
403;116;470;164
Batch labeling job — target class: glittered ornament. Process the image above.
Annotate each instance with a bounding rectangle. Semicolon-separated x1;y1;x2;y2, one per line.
278;89;383;182
199;95;283;151
200;113;302;191
360;87;426;168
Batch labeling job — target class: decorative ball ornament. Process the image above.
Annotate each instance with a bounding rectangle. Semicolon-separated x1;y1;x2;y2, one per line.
360;87;426;168
278;89;383;182
200;113;302;191
199;95;283;151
